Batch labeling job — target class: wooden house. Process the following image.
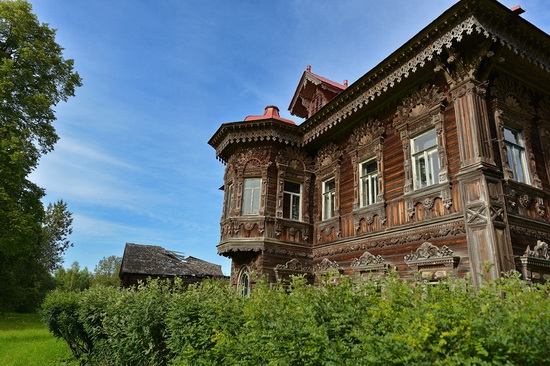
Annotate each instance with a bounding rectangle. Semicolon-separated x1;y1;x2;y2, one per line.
119;243;226;287
209;0;550;291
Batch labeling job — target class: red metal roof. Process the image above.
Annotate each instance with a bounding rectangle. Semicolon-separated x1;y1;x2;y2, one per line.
244;105;296;125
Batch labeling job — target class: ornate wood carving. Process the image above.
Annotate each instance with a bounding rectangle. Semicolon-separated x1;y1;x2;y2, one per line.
393;84;452;220
347;118;387;229
315;143;343;243
314;258;340;272
274;258;313;284
313;220;465;258
404;242;460;280
275;147;314;223
302;11;550;145
516;241;550;283
491;76;541;188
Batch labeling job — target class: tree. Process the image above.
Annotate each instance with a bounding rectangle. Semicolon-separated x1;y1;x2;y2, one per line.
0;0;81;312
92;256;122;287
54;262;92;292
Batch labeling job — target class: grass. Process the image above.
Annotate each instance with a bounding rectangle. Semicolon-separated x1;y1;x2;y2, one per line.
0;312;77;365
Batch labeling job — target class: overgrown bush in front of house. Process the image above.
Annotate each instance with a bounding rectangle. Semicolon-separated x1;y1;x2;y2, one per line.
42;272;550;365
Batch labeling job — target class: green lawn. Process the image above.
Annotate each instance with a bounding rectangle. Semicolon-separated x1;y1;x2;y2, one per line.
0;313;77;366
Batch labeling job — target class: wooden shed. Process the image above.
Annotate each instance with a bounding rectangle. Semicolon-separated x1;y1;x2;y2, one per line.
119;243;226;287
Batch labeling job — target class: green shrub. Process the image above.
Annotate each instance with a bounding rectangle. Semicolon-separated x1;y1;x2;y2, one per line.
41;289;92;360
43;273;550;365
166;278;245;365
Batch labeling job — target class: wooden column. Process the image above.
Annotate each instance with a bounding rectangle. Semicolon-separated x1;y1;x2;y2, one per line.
452;78;514;285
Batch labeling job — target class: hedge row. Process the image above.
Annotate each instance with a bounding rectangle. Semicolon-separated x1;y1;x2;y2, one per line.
42;272;550;365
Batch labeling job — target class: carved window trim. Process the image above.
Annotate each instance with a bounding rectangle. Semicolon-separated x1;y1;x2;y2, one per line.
234;148;271;217
393;84;452;219
322;177;336;221
224;182;234;219
237;266;251;296
491;76;541;189
359;158;379;207
347;117;386;228
315;143;342;221
314;144;342;242
537;97;550;189
411;129;440;190
275;147;314;223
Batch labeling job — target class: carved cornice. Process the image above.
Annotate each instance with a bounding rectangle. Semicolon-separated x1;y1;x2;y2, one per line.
509;224;550;243
313;219;465;258
265;247;312;259
217;241;264;256
210;121;301;163
302;11;550;145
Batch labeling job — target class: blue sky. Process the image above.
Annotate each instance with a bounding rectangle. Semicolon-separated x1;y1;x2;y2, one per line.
27;0;550;275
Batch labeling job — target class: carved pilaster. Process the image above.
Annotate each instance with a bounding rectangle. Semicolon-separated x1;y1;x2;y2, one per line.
451;79;495;168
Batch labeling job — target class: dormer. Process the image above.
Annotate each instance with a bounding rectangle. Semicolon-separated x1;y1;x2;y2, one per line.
289;65;347;119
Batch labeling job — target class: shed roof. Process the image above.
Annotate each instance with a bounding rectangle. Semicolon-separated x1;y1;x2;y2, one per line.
120;243;224;278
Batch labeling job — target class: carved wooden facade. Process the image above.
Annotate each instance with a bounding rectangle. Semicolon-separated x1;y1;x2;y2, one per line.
209;0;550;288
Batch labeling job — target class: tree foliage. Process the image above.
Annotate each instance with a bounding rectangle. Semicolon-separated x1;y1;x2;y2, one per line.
0;0;81;312
42;274;550;365
92;255;122;287
53;262;92;293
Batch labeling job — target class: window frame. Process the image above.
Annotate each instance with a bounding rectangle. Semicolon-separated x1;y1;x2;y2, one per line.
242;177;262;215
359;158;379;208
225;183;234;218
503;126;530;185
411;129;440;190
283;180;302;221
322;177;336;221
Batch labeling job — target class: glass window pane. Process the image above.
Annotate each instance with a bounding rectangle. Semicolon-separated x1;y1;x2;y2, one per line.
284;181;300;193
413;130;437;152
242;178;261;215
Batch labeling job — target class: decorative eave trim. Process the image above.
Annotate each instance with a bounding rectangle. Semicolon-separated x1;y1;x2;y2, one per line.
301;12;550;145
209;120;301;163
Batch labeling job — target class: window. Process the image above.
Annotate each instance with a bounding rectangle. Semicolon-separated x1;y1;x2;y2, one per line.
283;181;301;220
411;129;440;189
504;126;529;184
242;178;261;215
225;184;234;218
238;269;250;296
359;159;378;207
322;178;336;220
310;93;324;116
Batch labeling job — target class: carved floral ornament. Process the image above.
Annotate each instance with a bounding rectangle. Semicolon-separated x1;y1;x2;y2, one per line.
404;242;454;262
350;251;385;267
490;76;535;115
315;143;342;172
275;258;312;272
394;84;447;128
235;148;272;171
314;258;340;272
275;147;314;171
347;118;384;150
